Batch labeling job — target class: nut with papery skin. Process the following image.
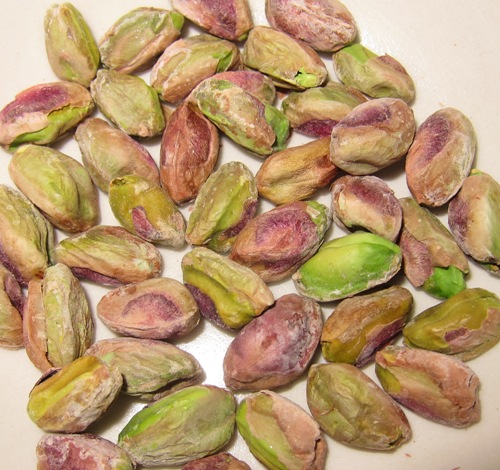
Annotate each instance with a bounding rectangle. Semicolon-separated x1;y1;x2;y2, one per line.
27;355;123;433
118;385;236;467
229;200;332;282
375;345;481;428
236;390;327;470
0;263;24;349
402;287;500;361
99;7;184;74
182;247;274;329
405;107;476;207
321;286;413;367
96;277;200;340
306;363;411;450
182;452;250;470
330;97;416;175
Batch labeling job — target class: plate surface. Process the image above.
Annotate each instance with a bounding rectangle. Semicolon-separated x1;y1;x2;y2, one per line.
0;1;499;469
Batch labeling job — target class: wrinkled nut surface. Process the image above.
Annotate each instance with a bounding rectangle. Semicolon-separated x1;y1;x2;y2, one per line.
0;262;24;349
99;7;184;74
375;345;481;428
266;0;357;52
118;385;236;467
96;277;200;340
85;337;202;400
330;97;416;175
402;287;500;361
256;137;338;205
331;175;402;242
9;144;99;233
182;452;250;470
307;363;411;450
237;390;327;470
0;81;94;151
405;107;476;207
399;197;469;299
229;200;332;282
27;355;123;433
37;433;136;470
53;225;162;287
182;247;274;329
224;293;323;391
293;231;402;302
321;286;413;367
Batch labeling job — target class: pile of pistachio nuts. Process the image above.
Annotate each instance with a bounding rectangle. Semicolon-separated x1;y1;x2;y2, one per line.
0;0;499;469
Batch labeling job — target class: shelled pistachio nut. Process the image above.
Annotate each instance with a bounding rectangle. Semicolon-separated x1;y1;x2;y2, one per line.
182;452;250;470
181;247;274;329
0;263;24;349
118;385;236;467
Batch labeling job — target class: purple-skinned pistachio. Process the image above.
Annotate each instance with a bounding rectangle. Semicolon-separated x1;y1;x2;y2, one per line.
266;0;357;52
0;262;24;349
331;175;402;242
182;452;250;470
405;107;476;207
330;97;416;175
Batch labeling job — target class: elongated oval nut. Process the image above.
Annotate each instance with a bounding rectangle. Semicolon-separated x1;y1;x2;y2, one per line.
307;363;411;450
182;452;250;470
0;263;24;349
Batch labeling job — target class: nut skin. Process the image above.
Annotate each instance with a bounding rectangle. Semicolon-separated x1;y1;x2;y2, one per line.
306;363;411;450
402;287;500;361
181;247;274;330
321;286;413;367
118;385;237;467
405;107;476;207
99;7;184;74
96;277;200;341
229;200;332;282
375;345;481;428
0;263;24;349
399;197;469;299
292;231;402;302
236;390;327;470
330;97;416;175
223;293;323;391
182;452;250;470
256;137;338;205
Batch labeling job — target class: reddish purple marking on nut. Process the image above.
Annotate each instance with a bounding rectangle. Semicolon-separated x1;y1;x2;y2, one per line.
296;119;338;137
122;293;181;321
131;206;161;240
186;283;226;329
338;103;390;128
70;267;123;287
411;114;450;168
219;199;258;239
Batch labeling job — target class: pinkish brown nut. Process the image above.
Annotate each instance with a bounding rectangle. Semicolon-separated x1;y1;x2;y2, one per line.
182;452;250;470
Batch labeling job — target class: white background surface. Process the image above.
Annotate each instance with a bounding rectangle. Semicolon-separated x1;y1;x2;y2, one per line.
0;1;499;469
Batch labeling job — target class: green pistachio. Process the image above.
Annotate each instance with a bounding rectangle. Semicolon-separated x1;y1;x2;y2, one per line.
0;263;24;349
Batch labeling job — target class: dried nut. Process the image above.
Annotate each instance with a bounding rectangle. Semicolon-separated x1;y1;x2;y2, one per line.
75;117;160;193
90;69;165;137
151;33;241;103
399;197;469;299
402;287;500;361
375;345;481;428
321;286;413;367
256;137;338;205
330;97;416;175
405;108;476;207
331;175;402;242
0;184;54;287
0;81;94;151
9;144;99;233
27;355;123;433
242;26;328;89
194;77;290;156
281;81;367;137
99;7;184;74
96;277;200;340
182;452;250;470
118;385;236;467
53;225;162;286
306;363;411;450
159;101;219;204
236;390;327;470
292;232;402;302
181;247;274;329
170;0;253;41
85;337;202;400
37;433;136;470
0;263;24;349
185;161;258;253
109;174;186;247
224;293;323;391
333;43;416;103
23;263;94;373
448;170;500;274
229;200;332;282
